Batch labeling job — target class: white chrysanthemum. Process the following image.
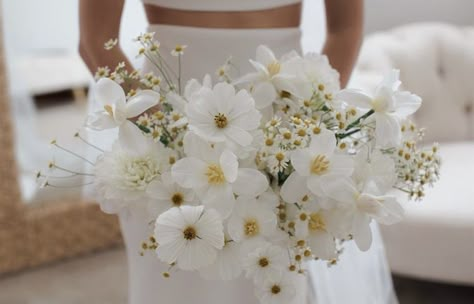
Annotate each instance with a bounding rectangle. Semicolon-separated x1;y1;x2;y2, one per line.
337;70;422;147
243;243;287;284
146;171;196;217
199;235;243;281
172;132;268;218
186;82;262;147
154;205;225;270
86;78;159;130
94;122;171;214
255;271;296;304
227;195;277;246
289;128;354;197
325;179;405;251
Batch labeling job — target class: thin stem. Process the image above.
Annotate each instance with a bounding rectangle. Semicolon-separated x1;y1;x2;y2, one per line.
43;181;94;188
52;164;95;176
336;128;361;140
52;143;95;166
178;54;182;95
75;134;104;152
345;109;375;131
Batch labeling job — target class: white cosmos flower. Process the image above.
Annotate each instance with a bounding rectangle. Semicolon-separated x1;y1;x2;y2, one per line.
289;128;354;197
94;122;171;214
227;195;277;247
172;132;268;218
146;171;196;218
325;179;405;251
186;82;262;147
199;234;243;281
154;205;225;270
86;78;160;130
243;243;287;284
337;69;422;147
293;203;337;260
166;74;212;113
255;271;296;304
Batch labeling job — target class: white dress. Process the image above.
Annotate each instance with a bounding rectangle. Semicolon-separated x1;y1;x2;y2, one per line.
110;24;399;304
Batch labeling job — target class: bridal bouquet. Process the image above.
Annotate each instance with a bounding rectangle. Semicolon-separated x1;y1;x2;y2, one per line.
42;33;440;303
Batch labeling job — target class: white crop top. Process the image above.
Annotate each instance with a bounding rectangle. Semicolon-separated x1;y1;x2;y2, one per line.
142;0;302;11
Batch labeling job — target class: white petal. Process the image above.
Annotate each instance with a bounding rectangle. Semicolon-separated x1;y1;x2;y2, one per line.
95;78;125;107
220;150;238;183
256;45;277;66
166;91;187;113
201;184;235;219
199;241;243;280
307;231;337;260
290;149;312;177
85;111;117;130
195;208;225;248
320;176;356;204
309;128;337;156
146;179;171;200
125;90;160;118
233;168;269;197
213;82;235;114
171;157;208;189
375;113;401;147
181;205;205;225
223;126;253;146
118;121;149;156
280;172;309;204
394;91;422;117
156;238;186;264
336;89;372;109
353;214;373;251
252;82;277;110
177;239;217;270
329;155;354;176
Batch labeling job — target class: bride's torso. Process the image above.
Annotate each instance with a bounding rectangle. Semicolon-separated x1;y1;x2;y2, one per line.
121;2;305;304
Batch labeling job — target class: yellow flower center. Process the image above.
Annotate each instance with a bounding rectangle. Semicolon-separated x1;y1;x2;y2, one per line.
267;61;281;77
275;152;285;162
310;155;330;175
205;164;226;185
214;113;228;129
171;193;184;206
271;285;281;294
308;212;326;232
258;257;269;268
244;219;260;237
104;104;114;117
183;226;197;240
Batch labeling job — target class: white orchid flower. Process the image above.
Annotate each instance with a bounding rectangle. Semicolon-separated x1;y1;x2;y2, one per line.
86;78;160;130
337;70;422;147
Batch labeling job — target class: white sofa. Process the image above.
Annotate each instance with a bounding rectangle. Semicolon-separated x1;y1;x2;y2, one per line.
351;23;474;285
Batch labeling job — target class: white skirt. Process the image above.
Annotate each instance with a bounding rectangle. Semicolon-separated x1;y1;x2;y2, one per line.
112;24;398;304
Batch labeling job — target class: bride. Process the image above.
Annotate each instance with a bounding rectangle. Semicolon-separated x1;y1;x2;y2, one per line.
79;0;398;303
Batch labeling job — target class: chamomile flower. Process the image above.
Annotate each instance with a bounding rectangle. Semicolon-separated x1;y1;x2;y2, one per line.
186;82;262;147
171;44;187;56
154;205;225;270
104;38;118;50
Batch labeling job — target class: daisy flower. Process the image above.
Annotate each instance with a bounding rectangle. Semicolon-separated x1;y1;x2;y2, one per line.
337;69;422;147
171;44;187;56
289;128;354;197
186;82;262;147
154;205;225;270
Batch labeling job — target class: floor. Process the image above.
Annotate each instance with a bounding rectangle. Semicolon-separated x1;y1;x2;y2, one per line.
0;248;473;304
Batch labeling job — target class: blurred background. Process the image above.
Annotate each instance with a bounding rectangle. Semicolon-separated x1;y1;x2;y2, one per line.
0;0;473;303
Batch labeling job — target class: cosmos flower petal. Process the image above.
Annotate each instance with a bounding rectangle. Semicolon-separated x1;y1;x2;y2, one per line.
233;168;269;197
280;172;309;204
171;157;208;189
125;90;160;118
256;45;277;66
353;214;373;251
177;238;218;270
95;78;125;108
85;111;117;130
251;82;277;110
290;149;312;177
336;89;373;109
220;150;238;183
375;113;401;147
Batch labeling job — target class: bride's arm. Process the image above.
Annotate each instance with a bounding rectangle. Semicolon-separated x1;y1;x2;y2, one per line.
322;0;364;88
79;0;133;74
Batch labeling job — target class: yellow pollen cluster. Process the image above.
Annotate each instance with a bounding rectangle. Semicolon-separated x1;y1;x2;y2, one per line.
205;164;226;185
183;226;197;240
258;257;269;267
275;152;285;162
271;284;281;294
214;113;228;129
104;104;114;117
267;61;281;76
310;155;330;175
308;213;326;231
244;219;260;237
171;193;184;206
